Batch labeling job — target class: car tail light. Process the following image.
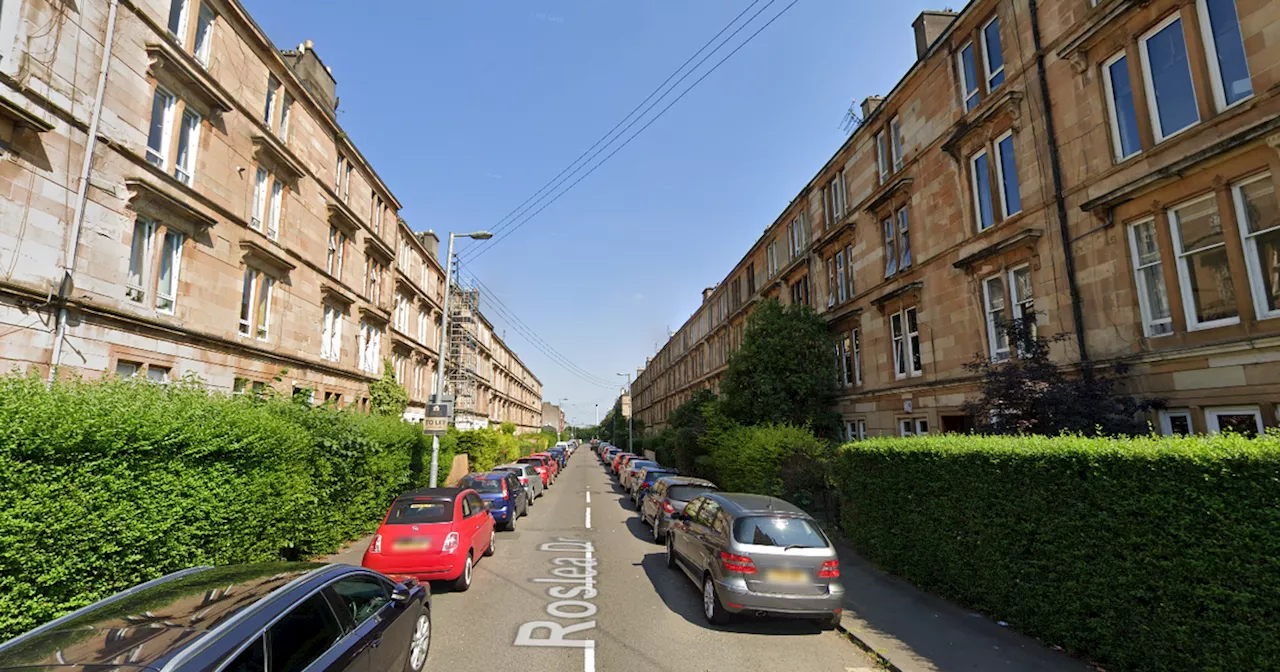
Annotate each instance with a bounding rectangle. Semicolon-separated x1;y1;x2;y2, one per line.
501;480;508;496
442;532;459;554
819;559;840;578
640;482;652;491
663;501;675;514
369;534;382;554
519;476;529;485
719;551;757;574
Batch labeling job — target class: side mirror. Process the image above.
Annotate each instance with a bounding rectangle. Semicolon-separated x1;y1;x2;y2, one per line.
391;577;419;605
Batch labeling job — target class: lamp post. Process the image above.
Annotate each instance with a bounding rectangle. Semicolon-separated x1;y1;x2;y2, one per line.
557;397;568;442
428;230;492;487
594;403;599;439
616;373;632;453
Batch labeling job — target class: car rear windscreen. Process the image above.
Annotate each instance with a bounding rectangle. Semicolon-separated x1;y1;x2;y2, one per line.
643;470;676;483
733;516;829;548
459;477;504;493
667;485;714;501
387;498;453;524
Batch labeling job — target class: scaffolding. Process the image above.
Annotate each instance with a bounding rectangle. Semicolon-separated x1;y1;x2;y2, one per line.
447;282;485;430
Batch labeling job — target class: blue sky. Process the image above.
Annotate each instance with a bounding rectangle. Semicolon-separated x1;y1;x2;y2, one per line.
242;0;939;425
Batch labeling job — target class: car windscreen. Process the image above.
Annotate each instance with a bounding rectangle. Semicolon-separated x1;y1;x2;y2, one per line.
387;498;453;524
732;516;829;548
459;477;504;493
667;485;715;501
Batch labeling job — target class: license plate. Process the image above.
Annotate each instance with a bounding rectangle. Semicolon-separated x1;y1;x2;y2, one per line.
766;569;809;584
393;538;431;551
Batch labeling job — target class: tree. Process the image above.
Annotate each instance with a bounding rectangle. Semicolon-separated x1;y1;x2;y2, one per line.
719;299;840;437
369;359;410;417
963;318;1161;436
498;421;516;435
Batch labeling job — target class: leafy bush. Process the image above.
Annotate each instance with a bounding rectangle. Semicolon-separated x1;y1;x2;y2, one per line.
0;374;427;641
834;433;1280;672
452;427;535;473
705;422;832;500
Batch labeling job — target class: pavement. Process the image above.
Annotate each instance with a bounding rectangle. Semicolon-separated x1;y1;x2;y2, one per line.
326;448;878;672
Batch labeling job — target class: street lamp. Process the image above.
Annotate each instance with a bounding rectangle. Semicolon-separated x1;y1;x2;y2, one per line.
616;373;633;454
428;230;493;487
557;397;568;442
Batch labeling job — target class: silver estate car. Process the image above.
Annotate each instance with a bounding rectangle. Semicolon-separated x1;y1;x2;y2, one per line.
666;492;844;628
494;462;544;502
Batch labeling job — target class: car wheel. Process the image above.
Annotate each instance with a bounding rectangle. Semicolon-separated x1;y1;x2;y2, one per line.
453;553;473;592
505;513;517;532
703;575;730;625
652;518;663;543
665;535;677;569
405;609;431;671
483;530;496;556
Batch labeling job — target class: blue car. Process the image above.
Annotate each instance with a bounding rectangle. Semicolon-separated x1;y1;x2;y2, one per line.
548;446;567;468
459;471;528;531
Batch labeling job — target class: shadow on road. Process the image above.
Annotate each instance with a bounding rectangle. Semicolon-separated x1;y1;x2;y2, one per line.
624;515;661;544
638;553;825;636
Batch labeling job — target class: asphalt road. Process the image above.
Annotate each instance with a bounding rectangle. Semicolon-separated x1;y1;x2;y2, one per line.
329;448;877;672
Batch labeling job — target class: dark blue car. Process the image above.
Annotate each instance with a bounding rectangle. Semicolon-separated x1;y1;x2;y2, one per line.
548;446;568;468
458;471;528;531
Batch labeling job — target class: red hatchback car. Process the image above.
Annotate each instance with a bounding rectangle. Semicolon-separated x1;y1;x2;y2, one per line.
362;487;496;592
612;452;637;474
516;455;552;487
532;452;560;480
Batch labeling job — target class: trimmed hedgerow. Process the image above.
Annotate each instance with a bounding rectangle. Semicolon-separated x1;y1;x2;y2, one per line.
834;433;1280;672
0;374;427;641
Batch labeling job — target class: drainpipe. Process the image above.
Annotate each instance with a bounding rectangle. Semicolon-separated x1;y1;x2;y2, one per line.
49;0;120;382
1027;0;1089;363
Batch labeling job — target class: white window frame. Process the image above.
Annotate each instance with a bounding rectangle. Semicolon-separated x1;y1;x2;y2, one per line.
905;306;922;377
852;327;862;385
267;178;283;241
279;93;292;142
321;303;336;361
980;16;1004;91
1169;193;1240;331
1159;409;1193;436
174;108;201;186
193;4;215;67
1195;0;1253;112
1102;51;1142;162
1138;12;1201;143
1127;218;1175;337
263;74;278;127
251;168;268;232
993;130;1021;219
897;206;912;270
826;258;836;308
127;217;155;303
883;217;897;278
970;148;994;231
890;116;903;171
1205;406;1263;435
239;268;258;336
1231;172;1280;321
255;275;274;340
915;418;929;435
167;0;190;40
767;240;778;276
843;244;855;298
983;274;1010;362
891;310;907;379
958;42;979;111
835;250;847;302
876;131;889;183
146;87;176;169
155;229;183;314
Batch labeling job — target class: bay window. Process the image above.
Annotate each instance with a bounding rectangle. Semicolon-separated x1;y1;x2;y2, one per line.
1197;0;1252;110
1127;219;1174;336
970;148;995;231
835;250;847;303
983;274;1010;361
897;207;912;270
883;217;897;277
1139;13;1200;142
1102;52;1142;161
146;88;175;169
891;307;922;378
1169;195;1238;329
194;4;215;67
1232;173;1280;320
251;168;268;233
155;230;183;314
173;109;200;186
852;327;862;385
127;217;155;303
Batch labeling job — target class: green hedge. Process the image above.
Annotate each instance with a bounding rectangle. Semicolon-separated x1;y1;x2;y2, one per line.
834;433;1280;672
0;374;427;641
704;423;831;499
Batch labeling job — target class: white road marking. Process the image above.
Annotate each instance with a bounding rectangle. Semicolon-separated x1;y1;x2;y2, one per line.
584;644;596;672
585;507;592;529
585;491;591;503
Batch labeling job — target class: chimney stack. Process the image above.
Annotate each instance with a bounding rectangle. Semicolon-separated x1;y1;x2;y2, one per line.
860;96;885;121
417;230;440;259
702;287;715;302
912;10;958;60
279;40;338;113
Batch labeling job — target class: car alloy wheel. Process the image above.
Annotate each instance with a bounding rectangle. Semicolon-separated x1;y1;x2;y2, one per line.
652;518;662;543
453;554;473;592
703;576;729;624
406;611;431;671
665;536;677;569
484;530;496;556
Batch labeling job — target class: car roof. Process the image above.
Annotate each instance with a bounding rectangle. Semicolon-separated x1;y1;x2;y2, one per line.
655;476;716;488
705;493;807;516
0;563;363;672
463;472;506;480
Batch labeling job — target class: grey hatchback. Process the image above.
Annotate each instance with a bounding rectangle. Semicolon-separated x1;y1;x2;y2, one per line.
640;476;717;542
665;493;844;628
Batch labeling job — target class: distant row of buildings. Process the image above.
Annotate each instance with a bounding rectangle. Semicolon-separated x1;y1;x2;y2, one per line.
0;0;543;431
633;0;1280;439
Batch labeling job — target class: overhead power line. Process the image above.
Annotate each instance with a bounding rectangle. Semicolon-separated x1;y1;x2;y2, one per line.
460;0;799;263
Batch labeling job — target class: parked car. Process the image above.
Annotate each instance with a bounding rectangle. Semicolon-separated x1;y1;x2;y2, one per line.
665;492;844;628
459;471;528;531
602;446;620;463
610;452;636;474
494;462;544;501
363;487;497;592
531;452;560;481
0;563;433;672
621;459;658;491
631;466;680;504
641;476;718;542
516;455;552;487
548;446;568;468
